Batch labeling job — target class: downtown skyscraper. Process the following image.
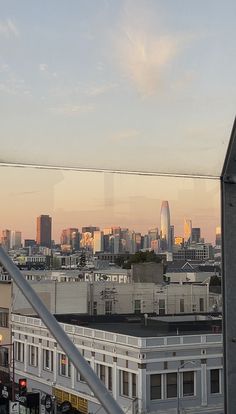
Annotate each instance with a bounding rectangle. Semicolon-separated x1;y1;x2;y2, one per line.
184;219;192;244
160;200;171;252
36;215;52;248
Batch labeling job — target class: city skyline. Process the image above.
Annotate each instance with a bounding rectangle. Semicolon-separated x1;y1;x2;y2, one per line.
0;2;231;414
0;201;219;245
0;166;220;243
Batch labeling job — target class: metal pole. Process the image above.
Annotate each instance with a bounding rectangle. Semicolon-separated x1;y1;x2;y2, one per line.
12;342;15;401
0;246;124;414
221;117;236;414
177;367;180;414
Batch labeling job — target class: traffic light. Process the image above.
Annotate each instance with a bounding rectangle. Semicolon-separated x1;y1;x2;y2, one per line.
19;378;27;396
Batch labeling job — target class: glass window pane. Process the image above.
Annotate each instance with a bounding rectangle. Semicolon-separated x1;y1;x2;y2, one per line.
211;369;220;394
167;373;177;398
150;374;162;400
183;371;194;396
123;371;129;396
0;2;234;177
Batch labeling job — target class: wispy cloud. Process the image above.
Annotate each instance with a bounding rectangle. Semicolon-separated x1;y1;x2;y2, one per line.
86;82;117;97
111;129;140;142
0;18;19;38
49;104;94;116
113;3;184;97
116;28;179;97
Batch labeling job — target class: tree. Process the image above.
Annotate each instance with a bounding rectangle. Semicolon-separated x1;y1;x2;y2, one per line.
52;257;60;270
122;250;162;269
79;252;86;268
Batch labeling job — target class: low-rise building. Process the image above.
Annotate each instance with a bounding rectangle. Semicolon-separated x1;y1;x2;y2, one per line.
12;280;212;316
11;313;224;414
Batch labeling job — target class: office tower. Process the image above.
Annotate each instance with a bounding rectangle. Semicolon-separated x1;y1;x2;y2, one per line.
1;229;11;251
10;230;22;249
103;228;112;236
160;201;171;251
82;226;99;237
111;226;121;236
103;234;110;252
148;228;159;250
192;227;201;244
120;228;129;253
81;232;93;250
36;215;52;248
61;228;80;251
184;219;192;244
24;239;36;248
109;234;120;254
135;233;142;252
93;231;104;254
151;239;159;253
143;234;149;250
215;226;221;246
71;230;80;251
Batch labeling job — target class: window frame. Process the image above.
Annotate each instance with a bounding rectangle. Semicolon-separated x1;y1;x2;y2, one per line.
15;341;24;363
43;348;54;371
150;373;162;400
134;300;141;314
0;308;9;328
122;370;129;396
58;353;71;377
180;298;185;313
210;369;221;394
28;344;38;367
166;372;177;399
182;370;195;397
105;300;112;315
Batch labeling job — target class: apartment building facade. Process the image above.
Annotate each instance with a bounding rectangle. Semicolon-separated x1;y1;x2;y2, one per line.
11;314;223;414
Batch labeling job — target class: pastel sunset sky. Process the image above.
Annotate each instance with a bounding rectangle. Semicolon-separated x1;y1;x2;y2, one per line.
0;0;234;241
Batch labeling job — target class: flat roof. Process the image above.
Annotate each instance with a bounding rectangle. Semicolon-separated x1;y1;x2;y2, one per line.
55;314;222;338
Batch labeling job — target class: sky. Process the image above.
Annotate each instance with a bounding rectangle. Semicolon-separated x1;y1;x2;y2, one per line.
0;0;236;175
0;0;233;241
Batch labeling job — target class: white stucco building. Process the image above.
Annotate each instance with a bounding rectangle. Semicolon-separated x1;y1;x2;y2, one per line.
12;279;212;317
11;313;223;414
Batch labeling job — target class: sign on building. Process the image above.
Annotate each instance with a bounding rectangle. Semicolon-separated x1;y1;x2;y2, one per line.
9;402;20;414
52;388;88;414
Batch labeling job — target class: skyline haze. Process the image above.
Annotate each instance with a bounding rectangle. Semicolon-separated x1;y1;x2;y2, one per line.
0;166;220;244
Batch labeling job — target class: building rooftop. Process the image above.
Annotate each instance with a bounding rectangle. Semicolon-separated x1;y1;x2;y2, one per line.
166;260;221;273
55;313;222;338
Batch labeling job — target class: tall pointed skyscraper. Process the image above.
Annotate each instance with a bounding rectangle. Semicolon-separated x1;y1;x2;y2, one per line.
160;200;171;251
